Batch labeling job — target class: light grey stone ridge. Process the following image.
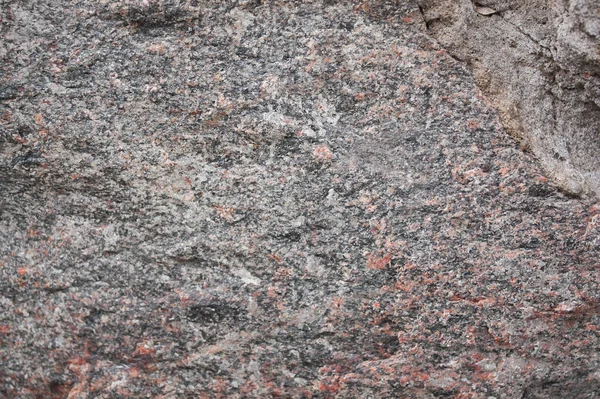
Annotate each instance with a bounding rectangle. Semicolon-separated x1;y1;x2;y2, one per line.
417;0;600;198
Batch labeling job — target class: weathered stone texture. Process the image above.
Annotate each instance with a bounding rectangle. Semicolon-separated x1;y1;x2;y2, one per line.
417;0;600;197
1;1;599;398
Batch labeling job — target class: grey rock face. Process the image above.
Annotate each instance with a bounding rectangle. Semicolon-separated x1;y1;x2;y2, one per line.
1;1;600;398
417;0;600;197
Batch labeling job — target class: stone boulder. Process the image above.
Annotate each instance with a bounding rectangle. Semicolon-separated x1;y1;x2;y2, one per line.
417;0;600;197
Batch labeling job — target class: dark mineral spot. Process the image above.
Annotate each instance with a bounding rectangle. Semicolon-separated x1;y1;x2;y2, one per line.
528;183;554;197
186;302;245;324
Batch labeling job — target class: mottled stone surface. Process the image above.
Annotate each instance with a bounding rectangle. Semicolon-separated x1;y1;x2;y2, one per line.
1;1;599;398
417;0;600;198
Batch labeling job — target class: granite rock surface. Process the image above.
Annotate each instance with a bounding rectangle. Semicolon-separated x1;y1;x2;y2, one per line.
1;1;600;398
417;0;600;198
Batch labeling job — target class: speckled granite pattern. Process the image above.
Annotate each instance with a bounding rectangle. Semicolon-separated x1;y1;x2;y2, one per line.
1;1;599;398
